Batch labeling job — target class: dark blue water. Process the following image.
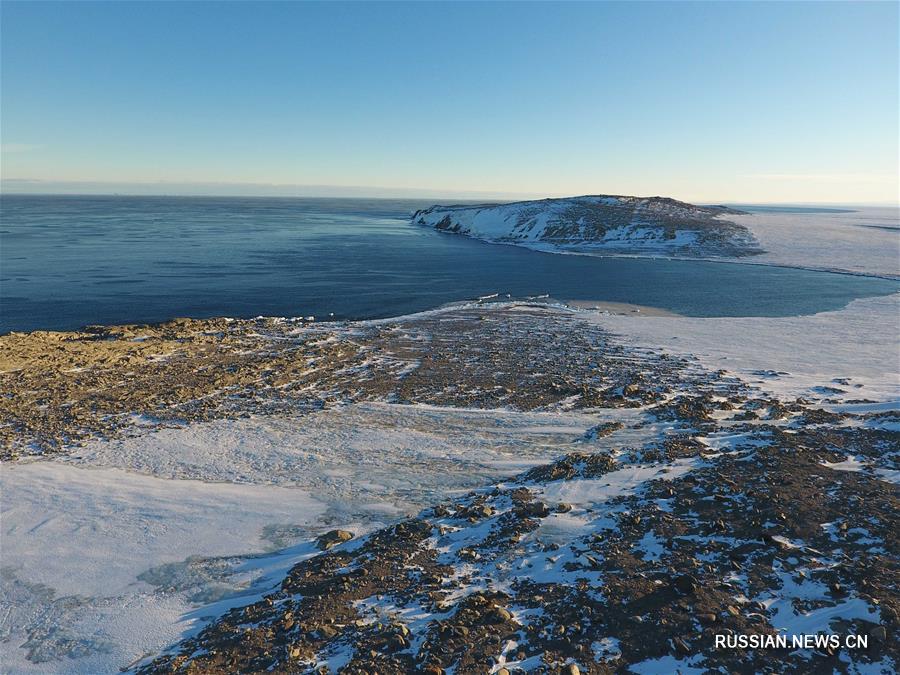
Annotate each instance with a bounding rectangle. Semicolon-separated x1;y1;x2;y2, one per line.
1;195;897;333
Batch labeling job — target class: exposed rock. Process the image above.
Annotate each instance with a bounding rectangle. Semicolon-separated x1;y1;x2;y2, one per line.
673;574;700;594
582;421;625;440
672;637;692;656
316;529;354;550
519;501;551;518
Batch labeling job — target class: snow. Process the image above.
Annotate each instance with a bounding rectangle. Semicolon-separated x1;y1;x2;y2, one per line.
1;462;325;597
418;201;900;283
413;195;756;257
1;402;651;673
69;403;621;495
0;461;327;674
821;456;866;473
874;468;900;485
746;560;883;654
538;458;699;506
769;596;880;637
591;637;622;660
628;654;706;674
586;292;900;404
818;455;900;485
633;530;667;562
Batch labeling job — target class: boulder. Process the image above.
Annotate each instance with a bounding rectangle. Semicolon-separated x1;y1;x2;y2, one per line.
316;529;354;550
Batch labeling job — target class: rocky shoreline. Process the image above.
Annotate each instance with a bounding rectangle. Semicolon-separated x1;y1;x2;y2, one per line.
1;304;897;673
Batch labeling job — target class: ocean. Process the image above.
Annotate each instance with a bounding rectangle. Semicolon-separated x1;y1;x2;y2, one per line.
1;194;897;333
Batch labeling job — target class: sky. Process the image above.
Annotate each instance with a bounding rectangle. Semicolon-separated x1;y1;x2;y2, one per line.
1;1;898;203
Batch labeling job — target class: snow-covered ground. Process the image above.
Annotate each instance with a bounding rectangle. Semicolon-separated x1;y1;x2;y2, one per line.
1;462;327;673
4;283;896;671
0;404;669;673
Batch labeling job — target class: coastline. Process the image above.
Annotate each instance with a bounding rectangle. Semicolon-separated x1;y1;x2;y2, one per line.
3;291;897;458
414;202;900;282
426;228;900;282
563;300;681;317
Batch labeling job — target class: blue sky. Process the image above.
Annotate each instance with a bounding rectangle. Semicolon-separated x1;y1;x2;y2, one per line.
1;1;897;203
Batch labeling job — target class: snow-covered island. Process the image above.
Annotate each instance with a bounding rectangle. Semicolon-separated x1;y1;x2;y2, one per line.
413;195;763;258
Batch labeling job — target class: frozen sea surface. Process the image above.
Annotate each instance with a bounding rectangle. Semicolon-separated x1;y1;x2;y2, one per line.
732;205;900;279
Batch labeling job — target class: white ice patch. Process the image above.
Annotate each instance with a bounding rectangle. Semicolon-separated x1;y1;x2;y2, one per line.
69;403;614;515
769;597;880;637
592;636;622;660
821;456;866;472
730;207;899;279
587;292;900;404
0;461;328;674
628;654;707;674
874;468;900;485
757;563;881;639
697;430;771;452
633;530;667;562
538;457;700;507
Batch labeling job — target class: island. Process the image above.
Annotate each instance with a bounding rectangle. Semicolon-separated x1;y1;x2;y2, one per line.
413;195;763;258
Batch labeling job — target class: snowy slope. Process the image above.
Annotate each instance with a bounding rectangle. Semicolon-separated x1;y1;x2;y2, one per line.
2;404;656;674
413;195;761;258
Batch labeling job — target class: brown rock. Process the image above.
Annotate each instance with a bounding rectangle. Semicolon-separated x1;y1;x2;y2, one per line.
672;637;692;655
486;606;513;624
522;501;551;518
868;625;887;643
317;625;338;639
673;574;699;594
315;529;353;550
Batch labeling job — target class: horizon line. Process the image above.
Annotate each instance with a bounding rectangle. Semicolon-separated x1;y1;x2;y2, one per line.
2;178;899;208
1;190;898;208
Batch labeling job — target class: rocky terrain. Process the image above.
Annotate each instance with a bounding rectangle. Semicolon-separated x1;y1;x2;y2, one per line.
0;304;669;459
412;195;762;258
3;303;894;673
